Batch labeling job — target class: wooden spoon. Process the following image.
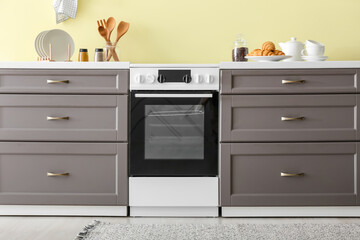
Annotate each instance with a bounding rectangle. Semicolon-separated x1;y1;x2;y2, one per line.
106;17;116;41
114;21;130;45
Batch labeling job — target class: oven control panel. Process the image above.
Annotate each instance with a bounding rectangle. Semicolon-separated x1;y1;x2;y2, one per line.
130;67;219;91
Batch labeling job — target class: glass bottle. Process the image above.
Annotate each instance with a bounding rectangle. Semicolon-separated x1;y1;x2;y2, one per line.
94;48;105;62
232;34;248;62
78;48;89;62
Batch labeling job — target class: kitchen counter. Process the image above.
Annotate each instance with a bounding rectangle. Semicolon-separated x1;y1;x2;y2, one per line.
0;61;130;69
2;61;360;70
220;61;360;69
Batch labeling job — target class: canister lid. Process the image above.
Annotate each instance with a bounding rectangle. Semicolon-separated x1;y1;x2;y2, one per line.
79;48;88;52
95;48;104;52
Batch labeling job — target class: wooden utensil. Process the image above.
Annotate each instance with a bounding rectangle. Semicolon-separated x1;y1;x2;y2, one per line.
106;17;116;42
114;21;130;45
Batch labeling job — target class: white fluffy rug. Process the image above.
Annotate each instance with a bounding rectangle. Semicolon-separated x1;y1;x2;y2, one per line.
75;220;360;240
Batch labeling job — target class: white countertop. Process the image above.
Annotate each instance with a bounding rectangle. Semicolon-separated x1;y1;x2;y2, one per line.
0;62;130;69
220;61;360;69
1;61;359;70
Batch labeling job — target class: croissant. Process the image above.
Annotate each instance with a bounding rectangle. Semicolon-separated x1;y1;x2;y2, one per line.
262;50;275;56
273;50;285;56
262;41;276;51
247;49;261;56
252;49;262;56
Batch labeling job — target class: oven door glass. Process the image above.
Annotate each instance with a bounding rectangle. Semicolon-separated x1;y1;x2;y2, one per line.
145;104;204;160
130;91;218;176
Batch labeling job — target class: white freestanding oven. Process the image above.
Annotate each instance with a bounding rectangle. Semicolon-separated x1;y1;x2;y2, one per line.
129;64;219;216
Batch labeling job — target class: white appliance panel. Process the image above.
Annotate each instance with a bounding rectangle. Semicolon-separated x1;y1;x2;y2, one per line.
129;177;219;207
130;67;219;90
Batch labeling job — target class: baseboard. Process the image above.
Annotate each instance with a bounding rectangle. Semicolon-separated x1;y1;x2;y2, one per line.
222;206;360;217
0;205;127;216
130;207;219;217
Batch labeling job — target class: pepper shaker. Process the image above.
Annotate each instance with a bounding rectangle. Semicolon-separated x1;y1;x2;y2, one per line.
94;48;105;62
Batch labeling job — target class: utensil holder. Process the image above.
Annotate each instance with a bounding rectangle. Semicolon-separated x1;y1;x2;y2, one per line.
105;42;120;61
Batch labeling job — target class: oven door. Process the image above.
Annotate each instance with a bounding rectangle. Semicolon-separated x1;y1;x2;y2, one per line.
130;91;218;176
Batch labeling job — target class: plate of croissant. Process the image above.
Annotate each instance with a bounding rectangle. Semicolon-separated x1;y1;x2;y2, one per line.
246;41;291;62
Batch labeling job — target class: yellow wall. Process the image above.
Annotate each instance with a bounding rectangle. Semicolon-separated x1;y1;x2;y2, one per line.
1;0;359;63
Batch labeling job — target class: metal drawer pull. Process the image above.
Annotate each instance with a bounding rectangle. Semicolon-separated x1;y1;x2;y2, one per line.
47;172;70;177
135;94;212;98
281;116;305;121
47;116;70;121
281;172;305;177
282;80;305;84
47;80;70;84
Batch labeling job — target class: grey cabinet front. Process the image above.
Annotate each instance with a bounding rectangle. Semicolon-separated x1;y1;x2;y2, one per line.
0;94;128;141
221;94;357;142
0;69;128;94
0;142;128;205
221;69;357;94
221;143;357;206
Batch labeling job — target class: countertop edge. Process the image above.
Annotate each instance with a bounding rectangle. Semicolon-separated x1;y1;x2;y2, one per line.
219;61;360;69
0;62;130;69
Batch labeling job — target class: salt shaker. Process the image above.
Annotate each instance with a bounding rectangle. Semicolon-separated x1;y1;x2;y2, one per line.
94;48;105;62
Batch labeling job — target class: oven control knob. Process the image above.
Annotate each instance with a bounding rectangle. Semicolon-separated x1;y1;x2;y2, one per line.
194;74;203;84
183;74;192;83
205;75;214;84
146;74;156;83
134;74;144;84
157;74;166;83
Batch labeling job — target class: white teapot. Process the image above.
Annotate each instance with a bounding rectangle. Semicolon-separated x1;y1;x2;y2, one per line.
279;37;304;61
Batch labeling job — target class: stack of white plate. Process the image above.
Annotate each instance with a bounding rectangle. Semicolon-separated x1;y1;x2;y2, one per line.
34;29;75;61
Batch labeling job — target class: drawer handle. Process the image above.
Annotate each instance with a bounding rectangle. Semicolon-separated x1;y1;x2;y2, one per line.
281;172;305;177
47;80;70;84
281;116;305;121
47;172;70;177
47;116;70;121
282;80;305;84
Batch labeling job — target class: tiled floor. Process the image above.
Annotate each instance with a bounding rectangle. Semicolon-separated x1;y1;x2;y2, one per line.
0;216;360;240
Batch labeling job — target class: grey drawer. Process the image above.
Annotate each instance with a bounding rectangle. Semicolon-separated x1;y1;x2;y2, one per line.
221;143;357;206
221;69;357;94
0;94;127;141
221;94;357;142
0;69;128;94
0;142;128;205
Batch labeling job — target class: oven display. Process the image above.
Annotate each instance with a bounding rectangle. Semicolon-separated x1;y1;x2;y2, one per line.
158;70;191;83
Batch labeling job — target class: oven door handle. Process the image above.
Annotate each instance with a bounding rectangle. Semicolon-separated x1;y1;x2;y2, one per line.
134;94;213;98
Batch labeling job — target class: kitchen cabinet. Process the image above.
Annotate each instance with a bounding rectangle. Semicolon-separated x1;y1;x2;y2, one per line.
221;69;357;94
0;94;128;141
0;69;128;94
221;142;356;206
221;94;357;142
0;68;129;208
220;68;360;208
0;142;128;205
